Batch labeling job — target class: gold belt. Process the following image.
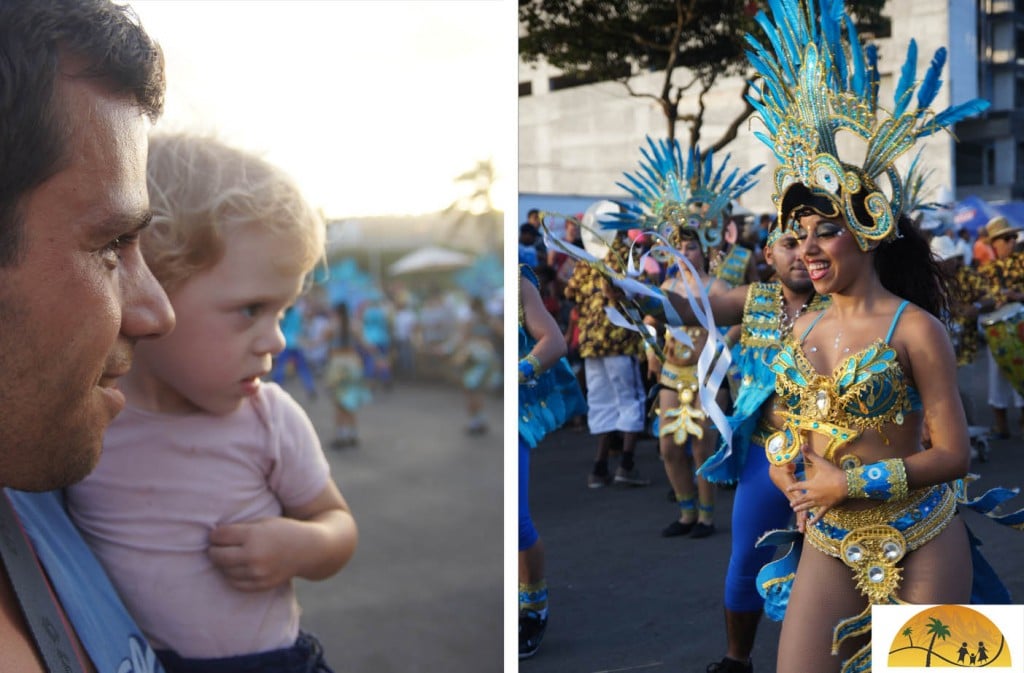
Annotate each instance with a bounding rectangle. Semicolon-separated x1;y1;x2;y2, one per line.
806;484;956;560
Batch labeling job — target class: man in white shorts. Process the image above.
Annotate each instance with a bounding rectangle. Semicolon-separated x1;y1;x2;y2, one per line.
564;233;650;488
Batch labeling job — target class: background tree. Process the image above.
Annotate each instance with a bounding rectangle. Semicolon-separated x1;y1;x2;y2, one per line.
519;0;887;154
903;626;914;648
445;158;502;253
924;617;951;667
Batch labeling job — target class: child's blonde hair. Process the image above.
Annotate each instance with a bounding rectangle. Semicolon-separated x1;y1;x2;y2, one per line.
144;133;325;293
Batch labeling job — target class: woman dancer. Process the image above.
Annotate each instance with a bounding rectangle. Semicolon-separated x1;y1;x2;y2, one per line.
647;228;730;538
742;2;995;670
601;137;761;539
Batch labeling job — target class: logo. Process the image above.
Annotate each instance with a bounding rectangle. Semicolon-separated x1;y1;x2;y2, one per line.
873;604;1024;671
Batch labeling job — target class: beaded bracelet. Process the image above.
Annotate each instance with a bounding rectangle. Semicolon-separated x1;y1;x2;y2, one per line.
519;354;542;383
845;458;908;501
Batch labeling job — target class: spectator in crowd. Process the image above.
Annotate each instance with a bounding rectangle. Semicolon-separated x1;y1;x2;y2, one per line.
973;216;1024;438
954;225;974;267
519;222;541;268
392;295;419;377
973;223;996;267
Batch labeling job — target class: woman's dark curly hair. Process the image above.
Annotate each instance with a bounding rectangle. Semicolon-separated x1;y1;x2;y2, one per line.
873;213;952;320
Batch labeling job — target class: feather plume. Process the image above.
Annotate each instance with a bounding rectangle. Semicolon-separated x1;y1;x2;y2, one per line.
845;15;866;97
921;99;990;136
916;47;946;112
893;39;917;117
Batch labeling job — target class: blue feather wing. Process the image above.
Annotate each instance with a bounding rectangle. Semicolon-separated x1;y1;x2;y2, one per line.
921;98;991;136
916;47;946;112
893;39;917;117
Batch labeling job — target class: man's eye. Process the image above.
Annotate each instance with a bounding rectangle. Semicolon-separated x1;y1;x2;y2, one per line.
100;234;138;263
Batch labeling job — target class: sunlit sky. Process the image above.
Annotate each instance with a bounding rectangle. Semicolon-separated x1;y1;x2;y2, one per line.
131;0;512;219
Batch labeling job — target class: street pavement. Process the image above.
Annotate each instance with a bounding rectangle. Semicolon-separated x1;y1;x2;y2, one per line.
280;377;504;673
523;352;1024;673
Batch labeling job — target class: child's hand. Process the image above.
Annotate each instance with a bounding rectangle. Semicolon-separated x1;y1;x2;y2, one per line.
207;517;302;592
209;482;358;593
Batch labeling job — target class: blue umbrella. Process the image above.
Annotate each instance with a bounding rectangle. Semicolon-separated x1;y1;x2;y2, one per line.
953;195;997;236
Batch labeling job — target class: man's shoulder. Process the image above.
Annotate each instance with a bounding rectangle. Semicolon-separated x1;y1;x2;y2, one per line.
7;489;164;672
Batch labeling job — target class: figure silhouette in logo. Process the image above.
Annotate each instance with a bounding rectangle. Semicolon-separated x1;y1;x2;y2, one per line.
957;642;969;664
970;652;977;665
978;641;989;664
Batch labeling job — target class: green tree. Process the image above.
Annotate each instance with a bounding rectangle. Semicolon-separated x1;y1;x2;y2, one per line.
903;626;913;648
519;0;887;153
924;617;951;667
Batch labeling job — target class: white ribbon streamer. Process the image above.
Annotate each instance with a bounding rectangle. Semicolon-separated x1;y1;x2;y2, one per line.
541;219;733;449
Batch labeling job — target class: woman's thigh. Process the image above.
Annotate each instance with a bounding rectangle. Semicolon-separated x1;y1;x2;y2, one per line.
777;543;866;673
899;516;971;604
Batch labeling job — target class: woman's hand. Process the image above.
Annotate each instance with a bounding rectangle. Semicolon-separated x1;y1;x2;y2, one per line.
786;445;848;528
768;460;807;532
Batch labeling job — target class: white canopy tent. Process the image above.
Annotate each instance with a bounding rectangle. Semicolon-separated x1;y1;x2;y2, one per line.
387;246;473;276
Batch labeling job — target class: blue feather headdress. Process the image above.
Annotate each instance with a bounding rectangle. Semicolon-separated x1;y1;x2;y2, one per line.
602;136;762;255
746;0;990;250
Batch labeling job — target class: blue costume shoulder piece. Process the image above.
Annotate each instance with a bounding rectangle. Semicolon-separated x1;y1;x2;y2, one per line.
699;283;828;483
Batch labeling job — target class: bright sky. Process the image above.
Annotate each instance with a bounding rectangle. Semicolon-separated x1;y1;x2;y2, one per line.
131;0;512;218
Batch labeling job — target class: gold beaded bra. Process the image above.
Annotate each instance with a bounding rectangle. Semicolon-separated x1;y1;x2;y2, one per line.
766;301;922;466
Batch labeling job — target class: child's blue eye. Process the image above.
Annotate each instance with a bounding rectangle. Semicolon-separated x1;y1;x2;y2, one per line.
241;305;261;318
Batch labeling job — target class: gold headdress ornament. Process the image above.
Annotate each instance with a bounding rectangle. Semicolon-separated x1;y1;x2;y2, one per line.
746;0;990;251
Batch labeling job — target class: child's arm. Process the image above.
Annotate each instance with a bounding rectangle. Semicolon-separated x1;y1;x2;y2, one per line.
207;481;358;592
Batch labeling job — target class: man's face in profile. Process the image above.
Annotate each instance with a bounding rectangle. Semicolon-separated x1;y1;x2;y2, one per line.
0;74;172;490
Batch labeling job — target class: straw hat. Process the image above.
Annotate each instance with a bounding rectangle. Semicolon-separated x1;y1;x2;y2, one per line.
985;215;1022;241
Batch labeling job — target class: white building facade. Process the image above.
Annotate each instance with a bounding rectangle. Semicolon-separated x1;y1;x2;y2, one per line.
519;0;989;219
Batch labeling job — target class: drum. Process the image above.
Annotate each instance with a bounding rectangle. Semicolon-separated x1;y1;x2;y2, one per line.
979;302;1024;396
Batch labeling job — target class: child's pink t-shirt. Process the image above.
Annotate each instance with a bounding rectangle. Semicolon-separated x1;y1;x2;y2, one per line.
66;382;330;658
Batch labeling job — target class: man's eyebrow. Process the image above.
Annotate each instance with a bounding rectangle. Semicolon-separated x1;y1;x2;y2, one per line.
96;210;154;236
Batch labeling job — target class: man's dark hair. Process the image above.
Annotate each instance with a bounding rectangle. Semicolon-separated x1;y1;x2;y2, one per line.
0;0;165;266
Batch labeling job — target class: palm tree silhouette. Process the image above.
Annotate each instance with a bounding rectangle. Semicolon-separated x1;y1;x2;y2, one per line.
924;617;951;667
903;627;914;648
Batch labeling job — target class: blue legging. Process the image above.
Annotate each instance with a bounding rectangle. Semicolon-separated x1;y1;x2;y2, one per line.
272;347;316;395
724;443;794;611
519;436;539;551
